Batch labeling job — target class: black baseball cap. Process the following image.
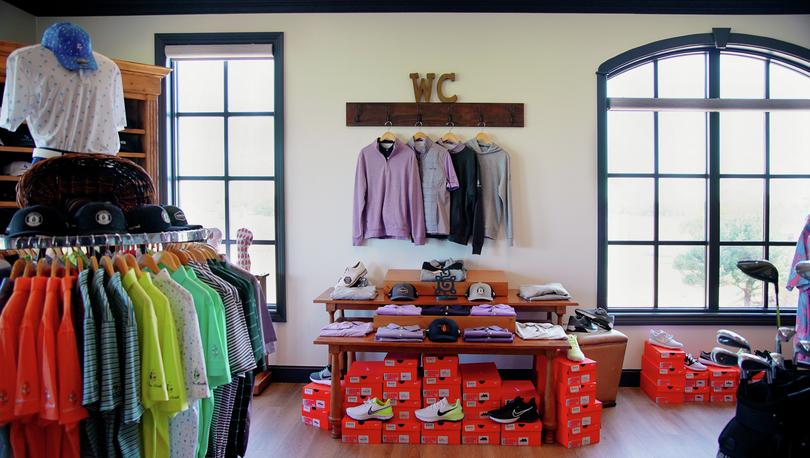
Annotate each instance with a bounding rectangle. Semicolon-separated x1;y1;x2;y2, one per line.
427;318;459;343
162;205;202;230
6;205;67;237
126;205;177;233
71;202;127;235
389;283;418;301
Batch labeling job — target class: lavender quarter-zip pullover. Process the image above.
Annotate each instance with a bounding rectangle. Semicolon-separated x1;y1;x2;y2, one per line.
353;139;426;246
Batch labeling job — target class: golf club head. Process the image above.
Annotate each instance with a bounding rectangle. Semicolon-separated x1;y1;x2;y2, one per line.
795;340;810;361
770;352;786;370
736;259;779;285
778;327;796;342
796;260;810;281
717;329;751;352
711;347;740;366
739;353;772;382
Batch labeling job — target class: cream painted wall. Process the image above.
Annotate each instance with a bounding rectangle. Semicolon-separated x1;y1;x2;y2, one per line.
21;13;810;369
0;1;35;43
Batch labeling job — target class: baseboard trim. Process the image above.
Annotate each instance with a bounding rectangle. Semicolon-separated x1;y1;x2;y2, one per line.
620;369;641;387
270;365;644;386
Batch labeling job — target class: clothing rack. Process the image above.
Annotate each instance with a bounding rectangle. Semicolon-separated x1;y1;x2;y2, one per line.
1;228;210;251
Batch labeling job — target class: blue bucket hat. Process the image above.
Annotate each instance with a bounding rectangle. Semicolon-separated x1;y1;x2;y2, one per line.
41;22;98;71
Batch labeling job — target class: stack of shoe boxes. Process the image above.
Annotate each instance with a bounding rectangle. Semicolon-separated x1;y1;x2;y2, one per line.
684;368;710;403
460;363;503;445
554;356;602;448
708;365;740;404
382;353;421;443
421;355;462;444
301;383;331;430
344;361;383;408
500;380;540;446
342;417;382;444
640;341;686;404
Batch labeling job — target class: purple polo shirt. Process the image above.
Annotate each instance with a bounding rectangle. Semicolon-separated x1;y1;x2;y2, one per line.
353;139;426;246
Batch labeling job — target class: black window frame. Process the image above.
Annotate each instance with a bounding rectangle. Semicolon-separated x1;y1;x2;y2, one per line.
597;28;810;325
155;32;287;322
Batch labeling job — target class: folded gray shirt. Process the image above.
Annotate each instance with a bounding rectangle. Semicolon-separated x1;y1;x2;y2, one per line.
330;284;377;300
375;323;424;341
519;283;571;301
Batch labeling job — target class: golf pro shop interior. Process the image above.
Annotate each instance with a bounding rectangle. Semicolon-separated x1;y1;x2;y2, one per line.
1;1;809;457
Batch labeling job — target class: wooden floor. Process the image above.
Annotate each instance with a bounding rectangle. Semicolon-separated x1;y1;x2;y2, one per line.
245;384;735;458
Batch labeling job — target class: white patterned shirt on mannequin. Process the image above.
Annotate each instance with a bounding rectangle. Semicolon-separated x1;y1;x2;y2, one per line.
0;45;126;159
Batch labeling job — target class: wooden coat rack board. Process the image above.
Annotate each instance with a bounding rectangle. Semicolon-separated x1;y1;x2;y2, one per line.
346;102;524;127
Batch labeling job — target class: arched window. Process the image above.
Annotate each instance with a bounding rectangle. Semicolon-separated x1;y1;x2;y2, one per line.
597;28;810;323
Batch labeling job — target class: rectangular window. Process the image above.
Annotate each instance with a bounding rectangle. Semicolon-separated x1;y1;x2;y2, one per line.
157;34;286;321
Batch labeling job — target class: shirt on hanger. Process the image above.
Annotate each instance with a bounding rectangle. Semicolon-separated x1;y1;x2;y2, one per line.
77;269;104;458
408;137;460;236
208;380;237;458
104;272;143;458
209;262;264;368
0;45;127;159
58;275;87;458
39;278;62;458
0;279;11;458
226;263;276;356
15;275;48;418
0;277;31;458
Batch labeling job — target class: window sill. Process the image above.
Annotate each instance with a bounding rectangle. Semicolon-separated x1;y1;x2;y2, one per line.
611;310;795;326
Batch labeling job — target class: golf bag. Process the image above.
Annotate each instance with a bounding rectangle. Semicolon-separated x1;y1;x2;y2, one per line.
717;371;810;457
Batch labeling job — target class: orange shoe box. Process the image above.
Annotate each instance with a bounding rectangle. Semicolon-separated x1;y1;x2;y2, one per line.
557;424;601;449
391;399;421;420
384;379;421;401
345;394;373;407
685;393;710;403
644;341;686;362
344;383;381;398
423;355;460;378
501;380;537;403
557;380;598;397
554;357;598;383
558;395;601;418
558;391;598;412
462;420;500;445
424;374;462;386
640;372;685;404
421;420;462;445
302;383;331;411
559;400;602;431
461;363;502;389
711;385;737;395
685;378;708;390
301;412;329;430
341;416;382;444
382;420;420;444
383;353;419;382
423;383;462;406
463;386;502;403
710;377;739;389
711;393;737;403
464;399;501;419
501;421;542;446
346;361;384;384
642;355;687;381
684;384;710;395
685;368;709;382
301;402;329;418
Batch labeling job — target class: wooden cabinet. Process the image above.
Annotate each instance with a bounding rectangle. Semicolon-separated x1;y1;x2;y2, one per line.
0;40;169;210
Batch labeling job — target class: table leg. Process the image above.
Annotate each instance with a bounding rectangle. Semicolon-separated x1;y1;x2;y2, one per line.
328;348;344;439
542;349;557;444
556;308;565;326
327;304;337;323
347;351;355;369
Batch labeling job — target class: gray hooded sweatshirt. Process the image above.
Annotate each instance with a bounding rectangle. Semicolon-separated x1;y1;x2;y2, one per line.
465;140;513;245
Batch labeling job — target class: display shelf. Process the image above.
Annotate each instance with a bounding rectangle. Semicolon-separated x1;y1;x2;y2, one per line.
0;201;17;208
1;227;210;250
0;146;33;154
0;176;20;182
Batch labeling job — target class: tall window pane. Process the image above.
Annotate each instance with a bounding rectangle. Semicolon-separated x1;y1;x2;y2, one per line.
659;245;706;308
608;112;653;173
177;60;224;112
720;179;764;242
608;245;654;308
719;112;765;174
659;178;706;241
658;112;706;174
608;178;654;240
719;246;765;308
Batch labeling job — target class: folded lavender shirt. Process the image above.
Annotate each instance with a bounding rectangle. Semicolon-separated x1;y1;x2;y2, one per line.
375;323;424;341
376;304;422;316
320;321;373;337
470;304;516;316
463;326;513;339
464;337;514;343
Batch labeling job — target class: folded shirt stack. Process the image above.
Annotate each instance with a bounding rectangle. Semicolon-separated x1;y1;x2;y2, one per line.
330;277;377;300
375;323;425;342
470;304;516;316
519;283;572;301
463;325;514;343
320;321;374;337
421;305;470;316
376;304;422;316
515;322;567;340
419;258;467;281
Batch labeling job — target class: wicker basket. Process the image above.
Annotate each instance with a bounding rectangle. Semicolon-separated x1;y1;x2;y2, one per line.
16;153;156;213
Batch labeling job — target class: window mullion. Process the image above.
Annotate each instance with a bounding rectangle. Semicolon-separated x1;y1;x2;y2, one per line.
653;60;660;310
763;60;771;309
708;49;721;313
223;61;231;259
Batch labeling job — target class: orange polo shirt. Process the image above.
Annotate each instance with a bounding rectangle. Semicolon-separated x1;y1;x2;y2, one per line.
58;275;86;458
0;277;31;458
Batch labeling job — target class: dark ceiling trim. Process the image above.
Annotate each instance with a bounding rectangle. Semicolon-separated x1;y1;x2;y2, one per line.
9;0;810;17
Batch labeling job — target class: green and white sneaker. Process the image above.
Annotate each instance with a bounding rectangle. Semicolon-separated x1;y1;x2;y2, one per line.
566;334;585;362
346;398;394;421
415;398;464;422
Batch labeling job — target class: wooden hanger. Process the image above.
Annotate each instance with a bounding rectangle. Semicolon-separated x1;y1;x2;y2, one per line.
124;253;143;278
440;122;461;144
139;253;161;274
36;258;49;277
101;255;115;277
51;257;59;278
23;260;35;277
154;250;180;272
379;121;397;143
76;252;84;271
113;253;130;276
65;256;72;277
10;259;26;280
412;120;428;141
475;121;493;145
90;255;99;272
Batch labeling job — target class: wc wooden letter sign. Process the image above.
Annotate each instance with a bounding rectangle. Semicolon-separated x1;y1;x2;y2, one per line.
410;72;458;103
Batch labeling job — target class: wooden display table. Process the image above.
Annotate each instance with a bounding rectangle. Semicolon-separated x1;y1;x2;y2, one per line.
314;288;577;326
313;335;569;443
